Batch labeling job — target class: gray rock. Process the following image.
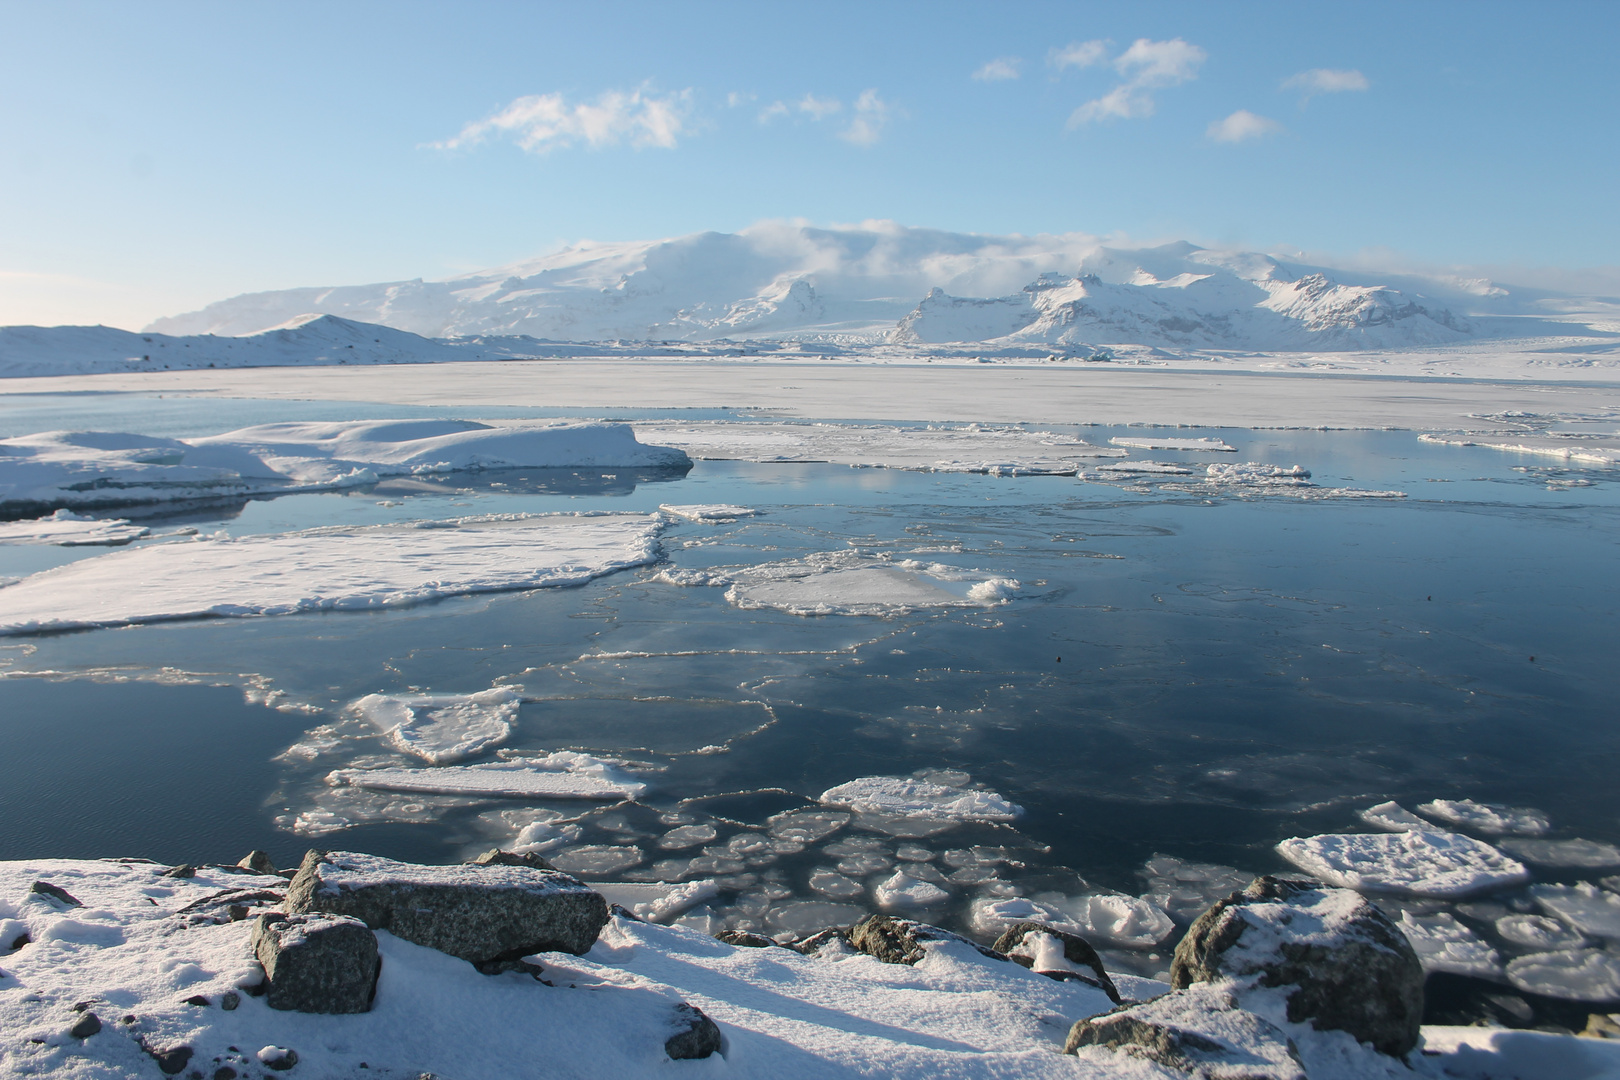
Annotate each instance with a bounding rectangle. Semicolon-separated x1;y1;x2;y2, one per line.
252;912;380;1014
139;1039;193;1075
237;850;277;875
285;850;609;963
990;921;1121;1004
30;881;81;907
160;864;197;879
665;1002;722;1060
789;928;851;956
68;1011;101;1039
1066;984;1306;1079
848;913;1006;965
1172;875;1423;1058
470;848;557;871
715;930;780;948
257;1046;299;1071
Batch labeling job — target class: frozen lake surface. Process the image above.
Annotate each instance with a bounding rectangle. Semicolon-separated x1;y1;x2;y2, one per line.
1;391;1618;1027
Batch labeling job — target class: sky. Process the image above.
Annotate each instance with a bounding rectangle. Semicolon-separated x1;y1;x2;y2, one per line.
1;0;1617;329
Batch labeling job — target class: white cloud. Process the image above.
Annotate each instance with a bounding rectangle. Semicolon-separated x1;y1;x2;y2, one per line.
726;91;755;108
798;94;843;120
973;56;1022;82
433;87;692;153
758;100;790;124
1207;109;1283;143
1050;39;1110;70
839;89;891;146
1282;68;1370;100
1067;37;1206;127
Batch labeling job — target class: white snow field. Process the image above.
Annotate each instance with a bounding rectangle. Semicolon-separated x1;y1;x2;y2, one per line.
2;860;1613;1080
0;419;689;514
0;512;663;635
658;552;1020;617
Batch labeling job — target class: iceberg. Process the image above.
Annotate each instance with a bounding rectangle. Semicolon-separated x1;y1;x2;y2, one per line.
0;512;663;635
1275;830;1531;899
351;687;522;765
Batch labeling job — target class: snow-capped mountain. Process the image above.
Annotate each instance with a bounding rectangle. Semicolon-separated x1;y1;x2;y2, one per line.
140;223;1578;351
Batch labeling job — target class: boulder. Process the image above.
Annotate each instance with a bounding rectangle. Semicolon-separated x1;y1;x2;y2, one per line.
848;913;1006;965
29;881;81;907
285;850;608;964
1172;875;1423;1057
1066;984;1305;1080
470;848;557;871
715;929;780;948
991;921;1121;1003
237;850;277;875
252;912;381;1014
665;1002;722;1060
69;1011;102;1039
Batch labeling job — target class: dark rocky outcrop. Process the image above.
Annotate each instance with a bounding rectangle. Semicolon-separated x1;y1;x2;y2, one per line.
470;848;557;871
252;912;381;1014
990;921;1121;1003
29;881;81;907
665;1002;722;1060
1171;875;1423;1057
1066;984;1306;1079
237;850;277;875
848;913;1006;966
789;928;851;956
68;1011;102;1039
715;930;780;948
139;1039;193;1076
285;850;609;964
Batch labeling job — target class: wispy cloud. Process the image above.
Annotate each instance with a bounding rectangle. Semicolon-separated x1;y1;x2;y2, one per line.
840;90;892;146
973;56;1022;82
1050;39;1110;70
1282;68;1369;101
797;94;843;121
1068;38;1206;127
1207;109;1283;143
758;100;791;124
432;87;692;153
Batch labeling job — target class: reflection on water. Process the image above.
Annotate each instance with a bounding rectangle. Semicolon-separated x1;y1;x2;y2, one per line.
0;412;1618;1027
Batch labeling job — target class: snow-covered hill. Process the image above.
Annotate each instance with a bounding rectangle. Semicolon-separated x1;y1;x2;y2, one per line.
141;223;1597;352
0;313;507;378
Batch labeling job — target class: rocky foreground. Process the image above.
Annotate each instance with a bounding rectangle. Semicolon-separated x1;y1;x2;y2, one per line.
1;851;1616;1080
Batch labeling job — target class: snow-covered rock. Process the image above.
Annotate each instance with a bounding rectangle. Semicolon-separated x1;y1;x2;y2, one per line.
1065;983;1306;1079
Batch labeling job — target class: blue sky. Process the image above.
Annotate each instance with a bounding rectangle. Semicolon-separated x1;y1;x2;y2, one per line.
2;0;1616;328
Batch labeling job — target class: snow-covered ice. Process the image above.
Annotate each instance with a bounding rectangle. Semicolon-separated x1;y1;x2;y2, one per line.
1532;882;1620;939
658;550;1019;616
0;419;688;514
817;776;1023;822
1499;838;1620;868
1504;949;1620;1002
1495;914;1589;951
0;512;663;635
1275;831;1531;898
1139;854;1254;921
591;880;719;923
657;503;759;522
969;893;1174;949
1416;799;1551;836
328;754;647;801
1395;911;1502;977
0;508;149;546
1109;435;1236;452
1420;432;1620;466
351;687;521;765
1359;801;1430;832
874;870;952;909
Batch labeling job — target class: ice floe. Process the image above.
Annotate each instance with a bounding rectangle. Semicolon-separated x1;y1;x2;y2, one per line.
1420;432;1620;466
817;776;1022;822
1505;949;1620;1002
1500;838;1620;868
1496;914;1590;951
657;503;759;522
0;419;688;514
351;687;521;765
1395;911;1502;977
1079;458;1405;500
1417;799;1551;836
1275;830;1531;898
874;870;951;909
1359;800;1430;832
659;550;1019;616
0;512;663;635
1093;460;1196;475
591;880;719;923
328;753;647;801
1532;883;1620;939
0;508;149;546
1139;855;1253;921
1109;435;1236;452
969;893;1175;948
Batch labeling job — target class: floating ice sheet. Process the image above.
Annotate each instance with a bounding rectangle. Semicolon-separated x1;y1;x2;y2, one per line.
1501;838;1620;869
0;509;148;546
1532;883;1620;940
1140;854;1253;921
970;893;1174;948
351;687;521;765
1496;915;1589;951
1505;949;1620;1002
1275;830;1531;899
1109;436;1236;452
659;550;1019;617
1420;432;1620;466
0;419;688;513
1359;801;1429;832
1396;911;1502;977
818;776;1022;822
874;871;951;909
328;754;647;801
0;512;663;635
591;880;719;923
1417;799;1551;836
657;503;760;522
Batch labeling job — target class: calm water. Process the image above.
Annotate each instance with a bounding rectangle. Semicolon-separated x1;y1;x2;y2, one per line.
1;391;1617;1023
